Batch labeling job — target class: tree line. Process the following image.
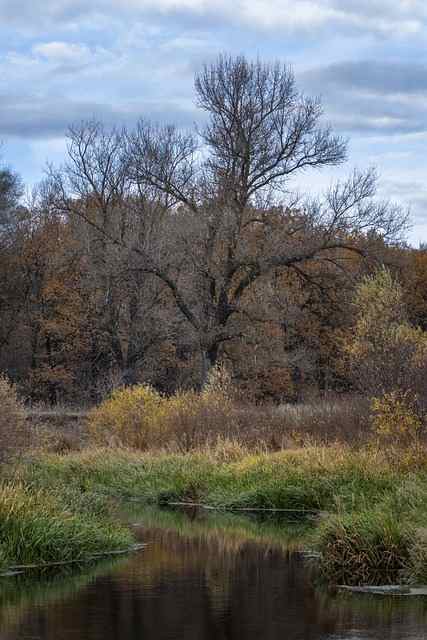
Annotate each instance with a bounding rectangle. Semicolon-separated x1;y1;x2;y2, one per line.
0;54;425;404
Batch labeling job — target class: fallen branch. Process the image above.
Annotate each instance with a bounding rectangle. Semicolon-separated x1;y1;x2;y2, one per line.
165;501;324;516
1;543;147;574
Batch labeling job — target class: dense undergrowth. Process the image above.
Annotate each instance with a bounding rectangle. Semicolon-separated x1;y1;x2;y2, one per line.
86;382;373;451
6;444;427;586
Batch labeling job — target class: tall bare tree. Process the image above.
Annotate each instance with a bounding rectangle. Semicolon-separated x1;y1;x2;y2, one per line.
48;56;407;385
126;55;407;380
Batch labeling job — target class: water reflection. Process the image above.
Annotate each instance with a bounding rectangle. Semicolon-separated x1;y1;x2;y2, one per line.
0;507;426;639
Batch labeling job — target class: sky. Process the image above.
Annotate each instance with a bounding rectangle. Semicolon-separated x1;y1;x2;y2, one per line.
1;0;427;244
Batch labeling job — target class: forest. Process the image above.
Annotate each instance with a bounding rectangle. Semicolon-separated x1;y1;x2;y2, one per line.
0;54;425;408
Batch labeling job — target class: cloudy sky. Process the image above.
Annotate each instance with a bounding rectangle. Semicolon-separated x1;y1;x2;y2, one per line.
1;0;427;244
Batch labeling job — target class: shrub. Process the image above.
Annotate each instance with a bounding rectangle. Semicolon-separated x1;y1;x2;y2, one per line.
88;381;236;452
87;385;166;449
88;380;374;452
160;389;235;451
0;374;28;463
371;391;424;446
87;365;239;452
203;363;233;400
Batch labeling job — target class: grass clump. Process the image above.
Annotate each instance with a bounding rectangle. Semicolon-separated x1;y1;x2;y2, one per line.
0;481;133;569
0;543;9;570
407;529;427;584
317;508;414;585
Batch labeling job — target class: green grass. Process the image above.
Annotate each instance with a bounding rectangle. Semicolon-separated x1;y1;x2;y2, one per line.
0;478;133;570
317;507;414;585
19;446;405;511
5;445;427;585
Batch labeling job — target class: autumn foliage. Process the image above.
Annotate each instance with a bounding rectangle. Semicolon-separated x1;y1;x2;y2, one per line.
0;55;424;415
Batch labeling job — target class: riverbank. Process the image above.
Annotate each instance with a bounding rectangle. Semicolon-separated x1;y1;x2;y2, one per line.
0;471;133;572
3;444;427;585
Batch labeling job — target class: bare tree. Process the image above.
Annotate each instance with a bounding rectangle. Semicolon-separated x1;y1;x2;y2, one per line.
47;121;168;386
50;56;407;385
126;55;407;381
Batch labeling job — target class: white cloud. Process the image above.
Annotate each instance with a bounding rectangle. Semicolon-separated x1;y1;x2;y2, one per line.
119;0;427;35
32;41;91;63
2;0;427;36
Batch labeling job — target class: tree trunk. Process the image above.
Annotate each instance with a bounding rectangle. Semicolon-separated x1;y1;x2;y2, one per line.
200;342;219;387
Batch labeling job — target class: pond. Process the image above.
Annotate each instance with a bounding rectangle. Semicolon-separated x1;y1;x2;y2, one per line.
0;506;426;639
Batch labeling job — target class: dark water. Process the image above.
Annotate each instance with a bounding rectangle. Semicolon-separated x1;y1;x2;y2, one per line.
1;507;427;640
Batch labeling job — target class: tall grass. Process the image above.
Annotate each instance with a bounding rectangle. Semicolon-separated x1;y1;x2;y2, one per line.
20;445;417;512
0;479;133;569
317;508;414;585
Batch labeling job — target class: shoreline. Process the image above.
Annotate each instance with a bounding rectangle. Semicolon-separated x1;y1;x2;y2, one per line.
1;445;426;586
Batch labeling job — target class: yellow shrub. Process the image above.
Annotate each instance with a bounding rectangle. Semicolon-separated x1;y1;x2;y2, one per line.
371;391;423;445
87;381;235;452
87;385;167;449
344;268;427;396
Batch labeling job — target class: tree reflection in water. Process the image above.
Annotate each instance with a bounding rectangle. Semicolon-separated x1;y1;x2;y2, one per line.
1;507;426;640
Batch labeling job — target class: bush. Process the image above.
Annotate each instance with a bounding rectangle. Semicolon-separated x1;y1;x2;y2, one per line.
87;385;166;449
203;363;233;399
87;364;372;453
87;380;235;451
0;374;28;463
371;391;424;446
88;379;374;452
159;389;235;451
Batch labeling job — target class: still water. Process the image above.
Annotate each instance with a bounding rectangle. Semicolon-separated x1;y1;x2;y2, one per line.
0;507;426;639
